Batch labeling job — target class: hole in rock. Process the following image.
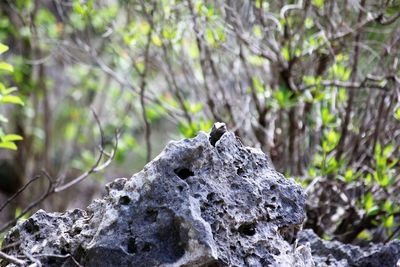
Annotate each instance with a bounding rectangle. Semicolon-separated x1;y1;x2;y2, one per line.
9;230;20;240
271;196;276;202
174;167;194;180
270;184;276;191
24;219;39;234
119;196;131;205
142;242;152;252
237;167;245;175
238;222;257;236
60;248;68;255
144;209;158;222
230;183;240;190
127;237;137;254
265;203;276;210
207;192;215;201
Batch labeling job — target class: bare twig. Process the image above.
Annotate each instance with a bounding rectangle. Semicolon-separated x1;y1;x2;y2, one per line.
138;0;156;163
0;250;26;266
0;173;53;232
0;111;119;232
23;251;42;267
0;175;41;213
54;113;120;193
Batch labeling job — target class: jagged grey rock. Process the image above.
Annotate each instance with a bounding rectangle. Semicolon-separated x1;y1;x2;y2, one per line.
298;229;400;267
2;128;309;266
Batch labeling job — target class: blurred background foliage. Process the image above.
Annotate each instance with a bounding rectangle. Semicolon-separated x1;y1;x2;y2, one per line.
0;0;399;245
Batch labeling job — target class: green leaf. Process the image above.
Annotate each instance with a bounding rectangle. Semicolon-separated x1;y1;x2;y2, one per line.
2;134;23;142
0;43;8;54
308;167;316;177
0;95;24;105
312;0;324;9
305;17;314;29
73;2;85;15
0;62;14;72
383;144;394;157
65;124;77;140
384;200;393;213
344;169;353;183
1;86;18;95
187;102;203;114
281;46;290;61
394;108;400;121
0;141;17;150
356;230;371;240
367;206;380;216
205;28;215;46
384;215;394;228
375;142;382;156
252;77;264;93
151;34;162;47
364;192;374;211
321;107;334;125
248;55;264;66
252;25;263;38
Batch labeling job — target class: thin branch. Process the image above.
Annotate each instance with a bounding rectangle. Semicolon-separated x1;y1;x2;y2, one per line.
187;0;222;121
0;175;41;213
0;111;119;232
54;128;119;193
0;174;53;232
0;251;26;266
300;79;389;91
34;253;83;267
138;0;156;163
23;251;42;267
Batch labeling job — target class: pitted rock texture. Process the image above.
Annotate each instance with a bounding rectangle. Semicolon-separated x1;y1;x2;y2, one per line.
2;129;308;266
298;229;400;267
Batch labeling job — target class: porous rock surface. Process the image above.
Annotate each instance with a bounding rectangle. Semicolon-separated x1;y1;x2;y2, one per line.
2;128;308;266
298;229;400;267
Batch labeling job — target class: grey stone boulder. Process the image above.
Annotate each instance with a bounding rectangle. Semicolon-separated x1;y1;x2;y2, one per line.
2;127;308;266
298;229;400;267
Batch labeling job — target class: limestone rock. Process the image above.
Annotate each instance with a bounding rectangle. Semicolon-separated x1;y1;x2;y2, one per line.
298;229;400;267
2;128;307;266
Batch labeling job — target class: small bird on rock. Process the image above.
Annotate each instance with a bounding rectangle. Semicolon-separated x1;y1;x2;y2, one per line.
209;122;227;146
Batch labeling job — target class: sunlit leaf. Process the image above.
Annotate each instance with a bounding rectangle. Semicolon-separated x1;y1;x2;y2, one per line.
152;34;162;47
0;95;24;105
364;192;374;211
0;62;14;72
2;134;23;142
384;215;394;228
367;206;380;216
0;43;9;54
281;46;290;61
312;0;324;8
394;108;400;121
344;169;353;183
0;141;17;150
305;17;314;29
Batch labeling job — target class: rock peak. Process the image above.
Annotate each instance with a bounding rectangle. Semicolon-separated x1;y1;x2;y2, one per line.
2;129;308;266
